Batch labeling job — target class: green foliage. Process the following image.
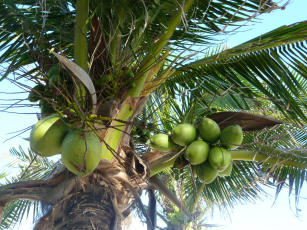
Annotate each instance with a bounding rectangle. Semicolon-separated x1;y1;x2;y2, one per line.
0;147;56;229
168;21;307;123
0;1;74;80
242;124;307;211
0;0;306;229
146;81;306;228
0;173;6;180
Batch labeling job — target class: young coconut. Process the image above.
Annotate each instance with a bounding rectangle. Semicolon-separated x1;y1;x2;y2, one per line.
198;118;220;143
218;161;233;177
30;115;68;157
184;140;210;165
28;84;45;102
208;147;232;172
171;123;196;146
39;100;55;116
61;130;102;176
150;133;175;152
220;124;243;150
196;161;218;184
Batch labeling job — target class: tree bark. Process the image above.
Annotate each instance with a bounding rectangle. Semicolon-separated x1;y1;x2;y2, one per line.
35;183;116;230
32;151;149;230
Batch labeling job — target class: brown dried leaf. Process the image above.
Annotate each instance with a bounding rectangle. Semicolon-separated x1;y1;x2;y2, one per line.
52;52;97;113
208;112;283;131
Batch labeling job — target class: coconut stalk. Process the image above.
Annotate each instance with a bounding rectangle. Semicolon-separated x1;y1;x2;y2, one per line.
74;0;88;71
101;102;134;160
110;1;126;69
72;0;89;109
230;150;307;169
144;149;307;177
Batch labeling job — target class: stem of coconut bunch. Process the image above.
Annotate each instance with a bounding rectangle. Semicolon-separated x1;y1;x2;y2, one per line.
73;0;89;110
230;150;307;169
74;0;88;71
147;149;307;177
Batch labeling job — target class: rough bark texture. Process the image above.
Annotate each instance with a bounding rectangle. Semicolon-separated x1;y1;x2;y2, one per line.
35;184;115;230
32;145;149;229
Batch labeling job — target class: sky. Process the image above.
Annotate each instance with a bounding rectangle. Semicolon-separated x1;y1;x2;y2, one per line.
0;0;306;229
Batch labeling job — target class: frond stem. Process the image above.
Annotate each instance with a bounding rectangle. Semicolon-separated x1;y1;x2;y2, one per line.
231;150;307;169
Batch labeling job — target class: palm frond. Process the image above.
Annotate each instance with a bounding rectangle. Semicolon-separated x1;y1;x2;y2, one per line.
0;173;6;183
242;124;307;212
0;146;56;229
1;200;38;230
0;1;74;80
0;1;288;81
169;21;307;123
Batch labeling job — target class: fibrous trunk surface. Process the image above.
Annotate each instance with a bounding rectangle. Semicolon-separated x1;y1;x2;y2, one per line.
36;184;115;230
35;148;149;230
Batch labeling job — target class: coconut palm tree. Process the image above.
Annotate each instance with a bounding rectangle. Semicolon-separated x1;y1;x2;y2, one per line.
0;0;306;229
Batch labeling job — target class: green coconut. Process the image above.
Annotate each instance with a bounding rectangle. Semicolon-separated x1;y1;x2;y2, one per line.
30;115;68;157
208;147;232;171
61;130;102;176
28;84;45;102
184;140;210;165
150;133;175;152
124;69;134;78
48;74;61;87
196;161;218;184
39;100;55;116
218;161;233;177
191;165;197;177
220;124;243;150
198;118;220;143
171;123;196;146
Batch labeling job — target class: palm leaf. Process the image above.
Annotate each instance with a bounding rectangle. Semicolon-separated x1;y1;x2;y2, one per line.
0;1;74;80
0;1;287;82
242;124;307;211
143;85;306;226
0;173;5;181
0;147;56;229
169;21;307;123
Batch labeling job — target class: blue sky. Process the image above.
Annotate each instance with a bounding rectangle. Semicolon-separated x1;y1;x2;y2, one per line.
0;0;306;229
223;0;307;47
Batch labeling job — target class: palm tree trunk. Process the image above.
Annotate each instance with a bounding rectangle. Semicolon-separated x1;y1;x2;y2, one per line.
56;189;115;229
35;184;116;230
34;150;149;230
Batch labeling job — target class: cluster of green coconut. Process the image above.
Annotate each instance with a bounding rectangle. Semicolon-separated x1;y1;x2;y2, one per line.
29;114;102;176
150;118;243;184
28;64;137;117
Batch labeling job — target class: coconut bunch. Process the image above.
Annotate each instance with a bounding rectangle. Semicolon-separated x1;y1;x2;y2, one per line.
28;63;137;118
27;64;75;117
29;115;102;176
28;63;105;176
150;118;243;184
